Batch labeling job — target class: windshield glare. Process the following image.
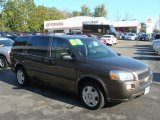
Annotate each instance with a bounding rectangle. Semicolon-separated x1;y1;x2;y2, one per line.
69;38;118;59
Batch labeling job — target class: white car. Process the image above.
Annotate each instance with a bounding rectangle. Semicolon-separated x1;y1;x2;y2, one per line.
0;37;14;68
127;33;137;40
101;35;117;45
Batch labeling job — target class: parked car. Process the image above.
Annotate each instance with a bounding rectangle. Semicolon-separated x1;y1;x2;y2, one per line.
101;35;117;45
139;34;150;41
0;31;17;40
153;41;160;51
0;37;14;68
156;46;160;55
151;33;160;41
10;35;152;110
127;33;137;40
122;32;129;40
151;39;160;47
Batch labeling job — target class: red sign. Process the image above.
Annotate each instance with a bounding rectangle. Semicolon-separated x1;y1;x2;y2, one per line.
46;22;64;27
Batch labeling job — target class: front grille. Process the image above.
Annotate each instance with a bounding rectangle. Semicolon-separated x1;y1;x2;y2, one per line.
137;68;152;80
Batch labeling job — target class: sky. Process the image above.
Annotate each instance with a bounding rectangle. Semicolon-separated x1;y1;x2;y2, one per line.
34;0;160;22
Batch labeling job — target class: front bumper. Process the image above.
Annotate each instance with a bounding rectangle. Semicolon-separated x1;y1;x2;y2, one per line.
107;74;152;102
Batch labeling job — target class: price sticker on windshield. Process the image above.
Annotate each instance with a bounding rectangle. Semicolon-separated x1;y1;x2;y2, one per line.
69;39;83;46
70;39;77;46
75;39;83;45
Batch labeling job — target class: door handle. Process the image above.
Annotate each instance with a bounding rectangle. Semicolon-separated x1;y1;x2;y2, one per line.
42;58;55;65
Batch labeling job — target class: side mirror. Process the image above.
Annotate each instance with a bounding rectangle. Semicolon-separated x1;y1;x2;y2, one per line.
61;54;74;61
117;53;121;56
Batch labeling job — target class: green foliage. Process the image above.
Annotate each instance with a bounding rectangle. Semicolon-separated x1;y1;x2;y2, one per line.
0;1;109;32
140;22;146;32
0;0;64;32
80;4;92;16
72;10;81;17
93;4;107;17
153;29;160;33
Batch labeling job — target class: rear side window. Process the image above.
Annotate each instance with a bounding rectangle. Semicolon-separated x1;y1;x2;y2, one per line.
155;34;160;39
14;36;30;46
27;36;50;57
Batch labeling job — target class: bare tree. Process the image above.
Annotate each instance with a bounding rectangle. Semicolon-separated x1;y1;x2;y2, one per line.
123;13;132;21
115;12;122;21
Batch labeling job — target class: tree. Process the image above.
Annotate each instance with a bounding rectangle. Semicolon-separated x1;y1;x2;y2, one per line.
153;29;160;33
80;4;91;16
62;9;72;18
114;12;122;21
140;22;146;32
123;13;132;21
2;0;29;32
93;4;107;17
72;10;80;17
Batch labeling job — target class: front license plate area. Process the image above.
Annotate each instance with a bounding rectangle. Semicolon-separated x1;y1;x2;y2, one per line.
144;86;150;95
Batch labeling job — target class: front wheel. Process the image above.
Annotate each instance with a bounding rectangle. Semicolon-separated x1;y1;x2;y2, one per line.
0;56;8;69
16;67;29;86
80;82;105;110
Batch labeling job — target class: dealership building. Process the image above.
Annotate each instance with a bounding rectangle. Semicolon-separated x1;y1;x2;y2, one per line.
44;16;141;34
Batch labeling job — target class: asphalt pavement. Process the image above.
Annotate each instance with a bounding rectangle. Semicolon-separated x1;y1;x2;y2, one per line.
0;40;160;120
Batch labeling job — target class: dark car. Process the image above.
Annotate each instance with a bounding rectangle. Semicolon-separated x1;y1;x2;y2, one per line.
139;34;150;41
10;35;152;110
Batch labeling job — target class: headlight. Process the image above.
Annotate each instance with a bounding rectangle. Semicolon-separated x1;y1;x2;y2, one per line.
110;70;134;81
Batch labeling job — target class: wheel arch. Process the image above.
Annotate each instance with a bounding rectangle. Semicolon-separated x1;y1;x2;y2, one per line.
77;75;108;98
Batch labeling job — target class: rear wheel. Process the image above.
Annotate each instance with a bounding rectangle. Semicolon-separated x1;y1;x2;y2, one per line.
0;56;8;69
16;67;29;86
80;82;105;110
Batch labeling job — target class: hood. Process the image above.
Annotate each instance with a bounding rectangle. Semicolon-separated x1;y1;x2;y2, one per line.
0;47;11;54
88;56;148;72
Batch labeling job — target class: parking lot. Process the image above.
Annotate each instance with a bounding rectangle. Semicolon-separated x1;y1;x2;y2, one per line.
0;40;160;120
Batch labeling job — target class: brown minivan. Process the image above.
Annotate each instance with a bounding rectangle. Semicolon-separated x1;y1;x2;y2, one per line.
10;35;152;110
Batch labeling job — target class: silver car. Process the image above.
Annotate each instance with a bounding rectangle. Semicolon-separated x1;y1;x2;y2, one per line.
0;37;14;68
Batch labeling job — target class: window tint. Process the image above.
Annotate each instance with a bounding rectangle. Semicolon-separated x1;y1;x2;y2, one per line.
27;36;50;57
51;39;70;59
14;36;30;46
70;38;118;59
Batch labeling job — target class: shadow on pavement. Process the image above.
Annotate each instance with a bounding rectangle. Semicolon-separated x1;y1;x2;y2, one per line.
0;69;121;109
133;44;160;61
0;69;83;109
153;72;160;83
133;56;160;61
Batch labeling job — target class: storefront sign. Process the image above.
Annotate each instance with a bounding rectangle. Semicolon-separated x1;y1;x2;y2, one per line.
83;20;99;24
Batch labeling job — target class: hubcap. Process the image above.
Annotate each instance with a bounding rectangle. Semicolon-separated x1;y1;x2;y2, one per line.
82;86;99;107
17;70;25;84
0;57;6;68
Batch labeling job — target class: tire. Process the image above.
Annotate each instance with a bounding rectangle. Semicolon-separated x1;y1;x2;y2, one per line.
80;82;105;110
16;67;29;86
0;56;8;69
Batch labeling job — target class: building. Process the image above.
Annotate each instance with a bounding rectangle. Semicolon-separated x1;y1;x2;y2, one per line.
44;16;113;34
44;16;141;35
146;18;160;34
112;21;141;33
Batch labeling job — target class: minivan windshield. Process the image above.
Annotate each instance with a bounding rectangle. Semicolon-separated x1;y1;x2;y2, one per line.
68;38;118;59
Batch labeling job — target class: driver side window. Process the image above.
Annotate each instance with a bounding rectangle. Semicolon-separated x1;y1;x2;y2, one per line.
51;39;71;59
